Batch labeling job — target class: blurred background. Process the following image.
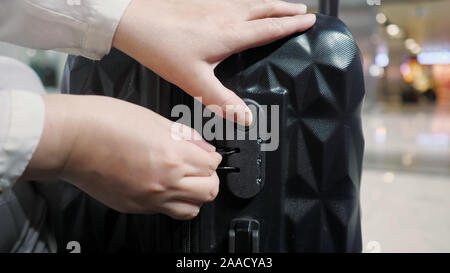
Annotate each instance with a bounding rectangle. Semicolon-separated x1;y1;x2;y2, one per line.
299;0;450;253
0;0;449;252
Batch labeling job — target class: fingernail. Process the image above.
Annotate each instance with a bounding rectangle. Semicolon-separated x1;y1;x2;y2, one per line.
224;104;252;126
245;108;253;126
304;13;316;23
299;4;307;13
237;105;253;126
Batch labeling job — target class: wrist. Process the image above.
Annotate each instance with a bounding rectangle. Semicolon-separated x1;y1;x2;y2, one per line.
22;94;83;181
111;0;135;52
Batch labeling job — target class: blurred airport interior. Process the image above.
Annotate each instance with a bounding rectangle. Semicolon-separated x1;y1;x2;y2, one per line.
300;0;450;253
0;0;449;252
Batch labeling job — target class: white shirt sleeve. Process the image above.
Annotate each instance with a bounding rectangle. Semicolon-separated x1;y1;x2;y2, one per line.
0;90;45;189
0;56;46;189
0;0;132;188
0;0;132;60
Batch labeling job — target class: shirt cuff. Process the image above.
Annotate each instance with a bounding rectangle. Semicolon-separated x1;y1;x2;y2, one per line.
81;0;132;60
0;90;45;189
23;0;132;60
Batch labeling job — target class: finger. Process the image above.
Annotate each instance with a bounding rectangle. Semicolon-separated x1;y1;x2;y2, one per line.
174;172;220;204
181;142;222;176
171;123;216;152
230;13;316;53
187;66;253;126
170;123;222;175
161;200;201;220
248;2;307;20
232;0;275;5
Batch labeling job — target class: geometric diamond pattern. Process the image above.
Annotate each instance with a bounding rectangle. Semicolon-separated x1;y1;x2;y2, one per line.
219;14;365;252
281;15;364;252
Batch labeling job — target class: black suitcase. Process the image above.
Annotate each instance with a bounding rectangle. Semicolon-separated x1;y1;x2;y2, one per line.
56;3;365;253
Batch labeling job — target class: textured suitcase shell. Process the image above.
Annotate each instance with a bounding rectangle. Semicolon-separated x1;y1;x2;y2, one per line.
57;14;365;252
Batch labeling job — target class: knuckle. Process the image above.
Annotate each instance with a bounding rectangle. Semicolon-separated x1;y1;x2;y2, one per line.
206;192;215;202
268;1;283;11
207;153;222;171
266;18;284;36
184;125;196;139
163;151;183;169
206;178;219;202
192;129;203;142
214;153;223;168
178;124;203;142
176;124;190;139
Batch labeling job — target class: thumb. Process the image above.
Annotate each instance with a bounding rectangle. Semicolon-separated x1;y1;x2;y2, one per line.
170;122;216;152
186;66;252;126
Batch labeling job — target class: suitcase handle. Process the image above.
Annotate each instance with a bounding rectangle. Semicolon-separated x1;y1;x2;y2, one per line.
319;0;339;17
229;219;260;253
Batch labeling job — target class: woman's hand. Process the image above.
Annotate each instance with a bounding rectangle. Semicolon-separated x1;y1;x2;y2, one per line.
23;94;222;220
113;0;316;125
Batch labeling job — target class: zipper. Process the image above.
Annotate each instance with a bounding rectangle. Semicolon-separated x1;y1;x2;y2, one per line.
182;221;191;253
181;215;201;253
